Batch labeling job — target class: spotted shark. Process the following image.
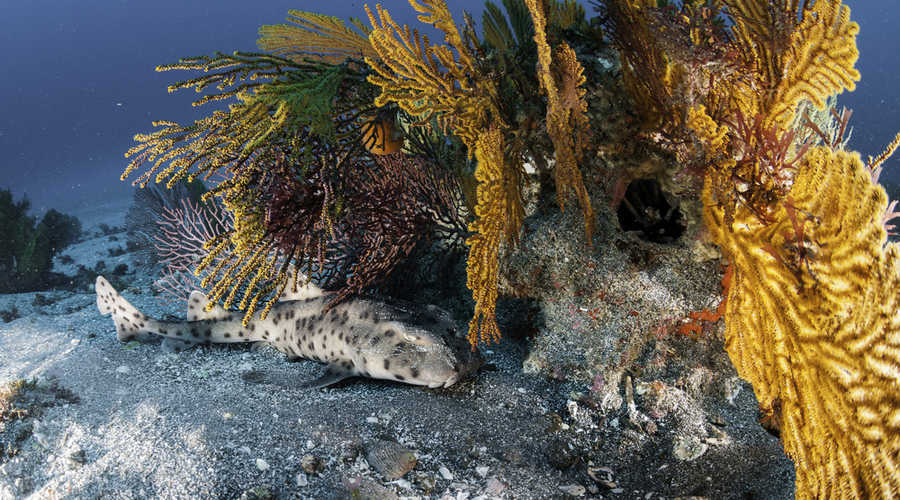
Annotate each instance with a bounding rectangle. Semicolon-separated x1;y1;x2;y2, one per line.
95;276;484;389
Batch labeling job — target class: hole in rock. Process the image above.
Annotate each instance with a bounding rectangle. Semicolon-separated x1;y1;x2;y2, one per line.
616;179;685;244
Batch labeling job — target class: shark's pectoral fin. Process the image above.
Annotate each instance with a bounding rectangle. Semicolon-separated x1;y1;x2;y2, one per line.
161;338;199;353
299;362;358;390
241;362;358;390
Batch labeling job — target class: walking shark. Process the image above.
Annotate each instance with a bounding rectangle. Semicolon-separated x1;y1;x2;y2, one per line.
95;276;484;389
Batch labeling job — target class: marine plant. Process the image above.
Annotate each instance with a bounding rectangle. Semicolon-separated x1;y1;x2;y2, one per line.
606;0;898;497
0;189;82;279
0;189;36;273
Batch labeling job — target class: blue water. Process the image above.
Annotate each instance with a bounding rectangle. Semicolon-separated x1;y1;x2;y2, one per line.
1;1;897;216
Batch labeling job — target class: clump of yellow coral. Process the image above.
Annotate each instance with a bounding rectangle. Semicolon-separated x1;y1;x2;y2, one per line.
706;145;900;499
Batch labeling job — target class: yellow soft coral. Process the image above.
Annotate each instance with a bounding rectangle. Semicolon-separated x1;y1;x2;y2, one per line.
465;125;514;345
605;0;680;130
613;0;898;497
526;0;595;240
364;1;497;151
365;0;528;345
686;104;729;155
727;0;860;129
706;146;900;499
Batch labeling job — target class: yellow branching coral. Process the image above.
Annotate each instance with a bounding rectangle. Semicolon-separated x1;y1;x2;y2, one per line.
466;125;516;345
867;131;900;181
525;0;595;240
705;145;900;499
364;1;498;150
727;0;860;129
257;10;376;64
614;0;897;497
686;104;728;154
605;0;682;129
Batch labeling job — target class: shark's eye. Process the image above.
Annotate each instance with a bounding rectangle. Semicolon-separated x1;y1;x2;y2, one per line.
403;333;417;342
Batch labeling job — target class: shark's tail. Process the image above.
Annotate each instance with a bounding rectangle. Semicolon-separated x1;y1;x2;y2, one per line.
96;276;157;343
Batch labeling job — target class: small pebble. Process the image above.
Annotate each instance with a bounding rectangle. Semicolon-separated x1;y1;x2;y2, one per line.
296;473;308;487
485;478;505;495
301;455;326;476
438;466;453;480
559;484;585;496
255;458;269;471
673;436;708;461
115;365;131;374
475;466;489;477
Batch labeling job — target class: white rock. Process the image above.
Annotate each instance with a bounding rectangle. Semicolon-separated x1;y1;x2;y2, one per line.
115;365;131;374
389;478;412;490
725;376;742;405
34;433;51;450
485;478;505;494
438;466;453;480
296;472;308;487
256;458;269;471
559;484;585;496
672;436;708;461
475;466;489;477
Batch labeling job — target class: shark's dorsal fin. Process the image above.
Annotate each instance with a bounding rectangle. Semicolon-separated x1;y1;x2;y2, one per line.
187;291;232;321
279;266;325;302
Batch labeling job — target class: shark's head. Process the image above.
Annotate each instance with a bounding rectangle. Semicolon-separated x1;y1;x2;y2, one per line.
351;298;485;388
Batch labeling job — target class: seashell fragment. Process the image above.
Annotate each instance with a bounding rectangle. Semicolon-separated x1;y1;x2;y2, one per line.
366;440;416;479
357;480;400;500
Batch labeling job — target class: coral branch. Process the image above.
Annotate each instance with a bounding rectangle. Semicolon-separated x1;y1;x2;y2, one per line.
526;0;595;240
257;10;376;64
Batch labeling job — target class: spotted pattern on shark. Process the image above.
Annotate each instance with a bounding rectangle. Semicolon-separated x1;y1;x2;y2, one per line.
95;276;484;389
